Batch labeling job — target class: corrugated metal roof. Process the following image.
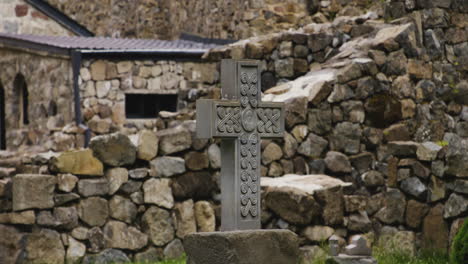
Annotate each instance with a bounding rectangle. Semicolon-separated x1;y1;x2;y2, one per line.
0;32;223;53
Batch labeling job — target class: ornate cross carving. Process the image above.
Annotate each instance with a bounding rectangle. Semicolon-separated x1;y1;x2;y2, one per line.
196;60;285;230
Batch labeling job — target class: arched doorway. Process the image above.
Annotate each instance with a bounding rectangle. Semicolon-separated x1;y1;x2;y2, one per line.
0;82;5;150
13;74;29;127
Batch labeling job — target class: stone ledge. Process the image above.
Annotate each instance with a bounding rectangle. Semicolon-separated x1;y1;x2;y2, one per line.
183;230;299;264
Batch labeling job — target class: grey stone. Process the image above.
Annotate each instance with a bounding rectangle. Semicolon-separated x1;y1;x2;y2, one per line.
103;220;148;250
71;227;89;240
77;178;109;197
13;174;56;211
328;84;354;103
362;170;385;187
157;125;192;155
325;151;352;174
285;96;308;128
275;58;295;78
448;180;468;194
345;235;372;256
347;212;372;232
283;132;298;158
298;133;328;158
262;142;283;165
23;228;65;264
134;247;163;263
444;193;468;219
88;227;105;253
54;193;80;206
184;230;299;264
120;180;142;194
57;174;78;192
66;237;86;264
106;167;128;195
207;144;221;169
0;225;24;264
308;107;332;135
89;132;137;167
330;122;361;154
37;207;78;230
142;206;175;246
173;199;197;239
134;130;159;161
327;255;377;264
82;249;130;264
375;189;406;224
128;168;148;179
163;239;185;259
143;178;174;209
446;135;468;177
78;197;108;227
417;142;442;161
109;195;137;224
150;157;186;177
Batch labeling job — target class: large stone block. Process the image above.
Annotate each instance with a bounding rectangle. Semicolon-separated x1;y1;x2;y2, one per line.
50;149;103;176
13;174;56;211
89;133;137;167
184;230;299;264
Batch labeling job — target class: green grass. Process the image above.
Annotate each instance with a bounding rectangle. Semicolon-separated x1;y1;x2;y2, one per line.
134;256;186;264
374;248;449;264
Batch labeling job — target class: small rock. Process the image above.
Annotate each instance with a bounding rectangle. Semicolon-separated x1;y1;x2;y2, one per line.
361;170;385;187
375;189;406;224
142;206;175;246
208;144;221;169
157;126;192;155
400;177;427;200
417;142;442;161
128;168;148;179
406;200;429;229
109;195;137;224
185;152;209;171
163;239;185;259
77;178;109;197
50;149;103;176
262;142;283;165
66;237;86;264
298;133;328;158
78;197;108;227
57;174;78;192
134;130;158;161
103;220;148;250
82;249;130;264
444;193;468;219
302;226;334;242
194;201;215;232
106;167;128;195
174;199;197;239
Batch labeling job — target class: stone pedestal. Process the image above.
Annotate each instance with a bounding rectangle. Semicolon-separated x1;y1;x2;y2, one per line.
183;230;299;264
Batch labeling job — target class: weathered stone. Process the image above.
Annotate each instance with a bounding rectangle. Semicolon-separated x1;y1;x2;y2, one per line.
423;204;449;251
135;130;158;161
185;151;209;171
382;50;407;76
184;230;299;264
405;200;429;228
365;94;402;128
345;235;372;256
262;142;283;165
82;249;130;264
448;180;468;194
444;193;468;219
13;174;55;211
429;175;445;202
285;96;308;128
89;133;137;167
57;173;78;192
51;149;103;176
298;133;328;158
78;197;108;227
283;132;298;158
349;153;373;174
275;58;295;78
383;124;410;142
194;201;215;232
0;225;24;264
109;195;137;224
90;60;106;81
308;107;332;135
77;178;109;197
54;193;80;206
330;122;361;154
446;135;468;177
375;189;406;224
142;206;175;246
164;239;185;259
71;226;89;240
417;142;442;161
362;170;385;187
24;228;65;264
207;144;221;169
174;199;197;239
66;237;86;264
134;247;163;263
87;227;105;253
128;168;148;179
327;84;354;103
315;186;345;226
303;226;334;242
408;59;432;80
300;245;327;264
0;210;35;225
171;171;216;200
344;195;368;213
143;178;174;209
388;141;420;157
106;167;128;195
38;207;78;230
150;157;186;177
400;177;427;200
324;151;352;174
157;125;192;155
103;220;148;250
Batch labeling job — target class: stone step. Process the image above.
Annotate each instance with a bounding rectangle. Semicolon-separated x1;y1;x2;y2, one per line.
261;174;352;195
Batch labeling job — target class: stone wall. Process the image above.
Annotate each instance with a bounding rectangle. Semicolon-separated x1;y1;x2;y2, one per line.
78;59;219;137
0;0;73;36
44;0;314;39
0;48;77;152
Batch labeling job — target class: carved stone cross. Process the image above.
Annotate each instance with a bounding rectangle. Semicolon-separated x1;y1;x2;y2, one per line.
196;59;285;231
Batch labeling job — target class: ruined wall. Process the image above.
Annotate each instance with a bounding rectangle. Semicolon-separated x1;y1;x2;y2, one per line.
0;1;467;263
0;0;74;36
0;48;77;153
44;0;314;39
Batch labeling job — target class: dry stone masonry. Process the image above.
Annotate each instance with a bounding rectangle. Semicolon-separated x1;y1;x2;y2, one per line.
0;0;467;263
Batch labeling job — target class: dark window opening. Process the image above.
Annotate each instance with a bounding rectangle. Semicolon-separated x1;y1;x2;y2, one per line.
0;83;5;150
13;74;29;126
125;93;178;119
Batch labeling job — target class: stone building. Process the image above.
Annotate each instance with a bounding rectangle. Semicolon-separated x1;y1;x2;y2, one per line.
0;33;225;152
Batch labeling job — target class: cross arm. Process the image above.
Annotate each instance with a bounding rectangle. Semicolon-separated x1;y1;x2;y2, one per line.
196;99;242;139
256;102;285;139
